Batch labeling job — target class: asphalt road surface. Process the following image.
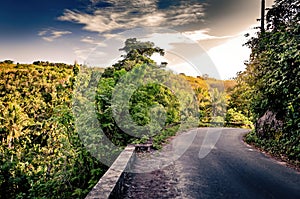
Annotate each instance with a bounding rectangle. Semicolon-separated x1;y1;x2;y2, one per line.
124;128;300;199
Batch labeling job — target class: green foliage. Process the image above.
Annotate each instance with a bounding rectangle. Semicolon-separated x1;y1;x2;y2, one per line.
0;63;106;198
129;82;180;128
225;108;253;129
73;66;122;166
228;72;253;118
96;38;189;148
102;38;164;78
183;75;252;128
0;60;14;64
119;38;165;57
242;0;300;163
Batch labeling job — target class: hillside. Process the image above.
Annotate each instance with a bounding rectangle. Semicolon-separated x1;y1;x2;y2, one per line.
0;62;106;198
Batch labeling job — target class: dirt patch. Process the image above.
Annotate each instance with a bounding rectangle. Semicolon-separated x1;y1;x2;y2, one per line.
122;163;181;199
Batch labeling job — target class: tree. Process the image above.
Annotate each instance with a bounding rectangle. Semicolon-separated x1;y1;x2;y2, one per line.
119;38;164;57
3;60;13;64
243;0;300;161
96;38;181;147
102;38;165;78
0;62;106;198
245;0;299;120
228;71;253;118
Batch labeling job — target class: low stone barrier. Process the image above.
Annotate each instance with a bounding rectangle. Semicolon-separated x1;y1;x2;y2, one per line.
85;145;136;199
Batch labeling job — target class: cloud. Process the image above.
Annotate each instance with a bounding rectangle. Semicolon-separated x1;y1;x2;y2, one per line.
38;29;72;42
74;46;107;62
38;30;48;36
58;0;205;36
73;47;93;61
80;36;107;46
183;29;234;41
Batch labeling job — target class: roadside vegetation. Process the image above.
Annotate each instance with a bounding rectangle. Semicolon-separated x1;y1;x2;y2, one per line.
5;1;300;194
95;38;253;151
0;38;253;198
241;0;299;167
0;62;107;198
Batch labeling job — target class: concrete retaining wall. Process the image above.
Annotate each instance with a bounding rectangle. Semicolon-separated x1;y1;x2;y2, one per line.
85;145;136;199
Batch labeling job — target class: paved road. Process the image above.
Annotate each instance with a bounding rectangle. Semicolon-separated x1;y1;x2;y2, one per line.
123;128;300;199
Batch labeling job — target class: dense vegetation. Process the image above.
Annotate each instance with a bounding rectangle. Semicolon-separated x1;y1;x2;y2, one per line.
0;62;106;198
183;75;252;128
1;1;299;197
241;0;300;165
95;38;199;149
94;38;252;150
0;40;254;198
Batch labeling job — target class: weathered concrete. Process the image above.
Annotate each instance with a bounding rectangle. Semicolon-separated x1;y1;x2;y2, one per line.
85;145;135;199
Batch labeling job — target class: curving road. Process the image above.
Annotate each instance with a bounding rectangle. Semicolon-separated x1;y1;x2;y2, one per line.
123;128;300;199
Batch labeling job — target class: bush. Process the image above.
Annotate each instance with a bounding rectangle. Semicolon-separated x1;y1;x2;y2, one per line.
0;63;106;198
225;108;253;128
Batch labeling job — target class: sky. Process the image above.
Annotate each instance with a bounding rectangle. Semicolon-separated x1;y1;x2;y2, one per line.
0;0;275;79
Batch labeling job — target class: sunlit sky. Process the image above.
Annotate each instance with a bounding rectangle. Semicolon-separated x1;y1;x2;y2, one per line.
0;0;274;79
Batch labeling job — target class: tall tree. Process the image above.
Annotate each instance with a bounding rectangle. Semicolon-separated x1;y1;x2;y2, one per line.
96;38;181;147
243;0;299;161
102;38;165;77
